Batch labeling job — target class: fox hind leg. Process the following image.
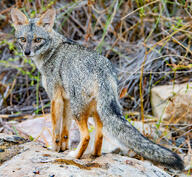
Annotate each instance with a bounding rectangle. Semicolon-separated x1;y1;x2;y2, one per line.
92;112;103;157
67;114;90;158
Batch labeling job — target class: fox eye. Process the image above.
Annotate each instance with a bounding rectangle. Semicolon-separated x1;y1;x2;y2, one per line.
34;38;42;43
20;37;26;42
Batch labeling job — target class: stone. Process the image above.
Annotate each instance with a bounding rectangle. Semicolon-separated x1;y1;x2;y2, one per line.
151;83;192;124
15;115;125;154
0;133;172;177
15;115;163;156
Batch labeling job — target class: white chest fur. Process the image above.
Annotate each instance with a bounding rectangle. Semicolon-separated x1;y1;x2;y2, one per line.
31;55;44;71
31;55;48;92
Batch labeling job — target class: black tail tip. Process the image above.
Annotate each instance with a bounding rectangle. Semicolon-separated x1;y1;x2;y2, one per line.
168;153;184;171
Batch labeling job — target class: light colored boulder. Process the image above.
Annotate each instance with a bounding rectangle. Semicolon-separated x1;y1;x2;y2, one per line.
151;83;192;124
15;115;163;154
15;115;124;154
0;133;172;177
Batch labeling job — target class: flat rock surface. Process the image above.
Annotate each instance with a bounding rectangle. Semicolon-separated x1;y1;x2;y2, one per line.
0;133;172;177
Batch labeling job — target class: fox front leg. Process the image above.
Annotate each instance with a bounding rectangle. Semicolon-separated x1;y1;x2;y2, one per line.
60;99;72;151
51;88;64;152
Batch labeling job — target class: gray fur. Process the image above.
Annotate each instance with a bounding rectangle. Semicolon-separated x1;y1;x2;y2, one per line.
13;13;184;171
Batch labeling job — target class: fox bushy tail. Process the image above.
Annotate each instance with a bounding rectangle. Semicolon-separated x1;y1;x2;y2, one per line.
98;99;184;170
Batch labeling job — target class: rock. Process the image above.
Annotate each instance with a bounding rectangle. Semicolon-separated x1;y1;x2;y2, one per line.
15;115;125;154
0;133;172;177
0;133;27;164
15;115;163;157
151;83;192;124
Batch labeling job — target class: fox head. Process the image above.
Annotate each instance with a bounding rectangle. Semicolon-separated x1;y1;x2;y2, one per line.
11;8;56;57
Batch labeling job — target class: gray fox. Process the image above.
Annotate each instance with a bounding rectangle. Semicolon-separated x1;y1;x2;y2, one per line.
11;8;184;170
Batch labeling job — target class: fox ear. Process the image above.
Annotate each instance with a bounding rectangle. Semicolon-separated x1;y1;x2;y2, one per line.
11;8;29;29
36;9;56;31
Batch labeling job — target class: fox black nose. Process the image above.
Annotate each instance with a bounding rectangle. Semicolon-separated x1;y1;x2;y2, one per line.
24;49;31;56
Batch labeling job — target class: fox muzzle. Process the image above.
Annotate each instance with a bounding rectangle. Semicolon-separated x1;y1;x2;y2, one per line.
24;49;31;56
